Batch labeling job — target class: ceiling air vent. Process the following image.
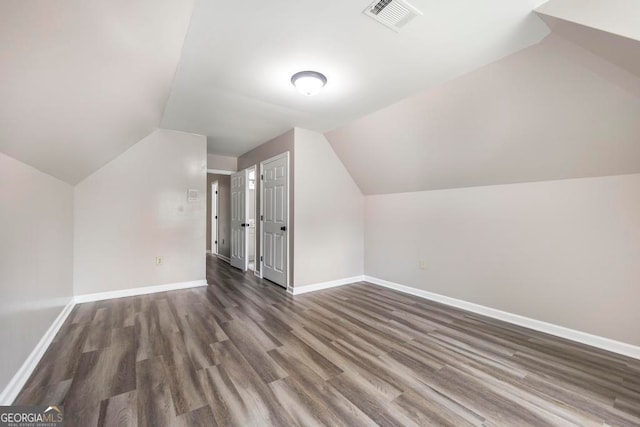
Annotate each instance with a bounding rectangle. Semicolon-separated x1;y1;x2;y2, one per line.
363;0;423;32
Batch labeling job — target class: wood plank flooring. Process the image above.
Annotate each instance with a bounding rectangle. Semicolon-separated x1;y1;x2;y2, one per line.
15;256;640;426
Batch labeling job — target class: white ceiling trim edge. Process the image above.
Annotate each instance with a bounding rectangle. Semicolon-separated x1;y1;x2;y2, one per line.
207;169;234;175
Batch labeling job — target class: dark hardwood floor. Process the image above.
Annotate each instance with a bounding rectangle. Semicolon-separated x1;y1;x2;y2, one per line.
15;256;640;426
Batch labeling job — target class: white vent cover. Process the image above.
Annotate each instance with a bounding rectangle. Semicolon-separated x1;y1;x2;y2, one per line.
363;0;423;32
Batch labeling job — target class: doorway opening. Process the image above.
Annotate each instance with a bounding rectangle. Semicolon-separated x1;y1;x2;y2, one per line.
207;170;234;264
247;166;257;272
228;154;288;289
229;165;259;274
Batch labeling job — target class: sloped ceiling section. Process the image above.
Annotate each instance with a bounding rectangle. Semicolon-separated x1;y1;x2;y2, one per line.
536;0;640;78
161;0;550;156
325;33;640;195
0;0;195;184
535;0;640;42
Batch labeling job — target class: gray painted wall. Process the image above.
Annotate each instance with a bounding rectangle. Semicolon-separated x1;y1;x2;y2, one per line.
294;129;364;287
74;129;207;295
365;174;640;346
0;152;73;395
238;129;295;281
206;173;231;258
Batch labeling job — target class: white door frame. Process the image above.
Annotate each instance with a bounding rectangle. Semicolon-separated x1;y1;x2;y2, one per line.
211;181;218;255
259;151;290;288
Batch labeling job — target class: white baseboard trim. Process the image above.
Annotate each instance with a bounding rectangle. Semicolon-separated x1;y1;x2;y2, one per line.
74;280;207;304
216;254;231;264
364;275;640;361
291;275;365;295
0;299;76;405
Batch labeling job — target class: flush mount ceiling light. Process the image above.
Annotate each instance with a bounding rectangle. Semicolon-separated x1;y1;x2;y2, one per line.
291;71;327;96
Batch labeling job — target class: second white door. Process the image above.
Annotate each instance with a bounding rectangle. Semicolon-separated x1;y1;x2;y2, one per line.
230;170;248;270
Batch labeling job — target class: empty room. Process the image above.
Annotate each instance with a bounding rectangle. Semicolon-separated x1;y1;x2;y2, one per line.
1;0;639;425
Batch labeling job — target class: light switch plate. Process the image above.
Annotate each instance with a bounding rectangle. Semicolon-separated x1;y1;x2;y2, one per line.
187;189;199;202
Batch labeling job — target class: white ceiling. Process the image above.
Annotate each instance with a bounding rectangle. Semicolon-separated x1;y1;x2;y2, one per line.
161;0;550;156
0;0;195;184
326;33;640;195
3;0;637;191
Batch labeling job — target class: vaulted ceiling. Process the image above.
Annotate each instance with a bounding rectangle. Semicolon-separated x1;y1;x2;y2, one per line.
324;0;640;194
1;0;638;190
325;33;640;194
0;0;195;184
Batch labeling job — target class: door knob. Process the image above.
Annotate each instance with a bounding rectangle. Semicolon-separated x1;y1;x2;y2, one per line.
280;226;286;231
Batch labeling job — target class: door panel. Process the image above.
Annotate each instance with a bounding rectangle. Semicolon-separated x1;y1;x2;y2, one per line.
265;187;274;221
264;232;274;269
274;233;285;272
275;186;285;222
261;153;288;287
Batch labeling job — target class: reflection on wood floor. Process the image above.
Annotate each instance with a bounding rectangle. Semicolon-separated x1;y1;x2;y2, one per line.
15;255;640;426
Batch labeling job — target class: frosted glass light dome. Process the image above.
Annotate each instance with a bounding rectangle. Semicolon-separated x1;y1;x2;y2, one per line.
291;71;327;96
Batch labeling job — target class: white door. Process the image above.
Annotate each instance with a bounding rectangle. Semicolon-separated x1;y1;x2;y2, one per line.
230;170;248;270
261;153;288;287
211;181;218;255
